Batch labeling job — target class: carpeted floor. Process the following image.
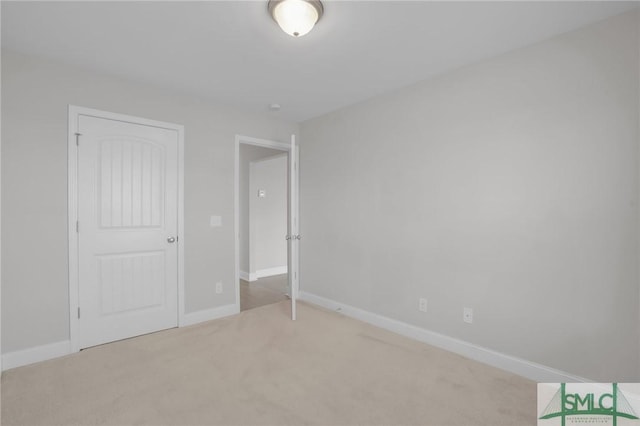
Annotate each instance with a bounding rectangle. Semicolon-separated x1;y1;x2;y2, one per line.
1;301;536;425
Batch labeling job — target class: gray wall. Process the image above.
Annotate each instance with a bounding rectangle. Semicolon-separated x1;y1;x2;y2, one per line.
250;155;288;273
239;145;284;275
299;11;639;381
1;50;298;353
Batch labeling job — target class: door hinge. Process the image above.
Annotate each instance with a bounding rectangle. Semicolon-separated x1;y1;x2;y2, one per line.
78;307;80;319
76;221;79;233
75;133;81;146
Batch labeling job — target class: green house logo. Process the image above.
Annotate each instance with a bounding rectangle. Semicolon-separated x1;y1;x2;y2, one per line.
539;383;639;426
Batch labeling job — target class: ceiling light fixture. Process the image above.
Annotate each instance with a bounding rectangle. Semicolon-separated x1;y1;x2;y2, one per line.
268;0;323;38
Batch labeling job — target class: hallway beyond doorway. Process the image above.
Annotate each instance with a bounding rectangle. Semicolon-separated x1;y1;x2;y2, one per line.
240;274;288;311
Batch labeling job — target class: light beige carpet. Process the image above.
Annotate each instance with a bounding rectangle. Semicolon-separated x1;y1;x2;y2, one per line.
2;301;536;425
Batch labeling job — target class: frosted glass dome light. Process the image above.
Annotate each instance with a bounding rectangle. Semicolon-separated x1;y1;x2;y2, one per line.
268;0;324;37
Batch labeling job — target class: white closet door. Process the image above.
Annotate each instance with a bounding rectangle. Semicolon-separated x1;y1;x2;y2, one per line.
77;114;178;349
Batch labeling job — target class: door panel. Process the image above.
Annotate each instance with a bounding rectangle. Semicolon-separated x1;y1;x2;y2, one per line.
97;251;165;315
78;115;178;349
98;139;164;228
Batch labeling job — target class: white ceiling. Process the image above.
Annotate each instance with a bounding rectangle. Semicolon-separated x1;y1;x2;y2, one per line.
2;1;637;122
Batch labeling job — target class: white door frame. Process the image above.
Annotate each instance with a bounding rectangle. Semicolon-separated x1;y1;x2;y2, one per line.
234;134;293;314
68;105;185;353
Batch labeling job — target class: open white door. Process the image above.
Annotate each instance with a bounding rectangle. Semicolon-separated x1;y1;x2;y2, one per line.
289;135;299;320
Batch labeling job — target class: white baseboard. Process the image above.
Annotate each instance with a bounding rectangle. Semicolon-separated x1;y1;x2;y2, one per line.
241;266;287;282
256;266;287;279
298;291;590;383
181;303;239;327
2;340;72;371
240;270;257;282
240;271;257;281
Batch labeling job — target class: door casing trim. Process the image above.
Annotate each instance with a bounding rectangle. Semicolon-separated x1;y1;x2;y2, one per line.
68;105;185;353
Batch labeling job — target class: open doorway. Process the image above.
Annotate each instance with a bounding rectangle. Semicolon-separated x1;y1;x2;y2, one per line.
239;146;288;311
234;134;299;319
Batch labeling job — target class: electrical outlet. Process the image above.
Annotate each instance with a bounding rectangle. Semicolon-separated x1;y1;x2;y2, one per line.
419;298;428;313
215;282;223;294
463;307;473;324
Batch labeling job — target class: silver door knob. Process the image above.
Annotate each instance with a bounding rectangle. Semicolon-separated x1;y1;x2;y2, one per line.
167;237;176;243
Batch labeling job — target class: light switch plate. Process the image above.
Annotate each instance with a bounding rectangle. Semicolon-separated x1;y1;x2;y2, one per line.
210;215;222;227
